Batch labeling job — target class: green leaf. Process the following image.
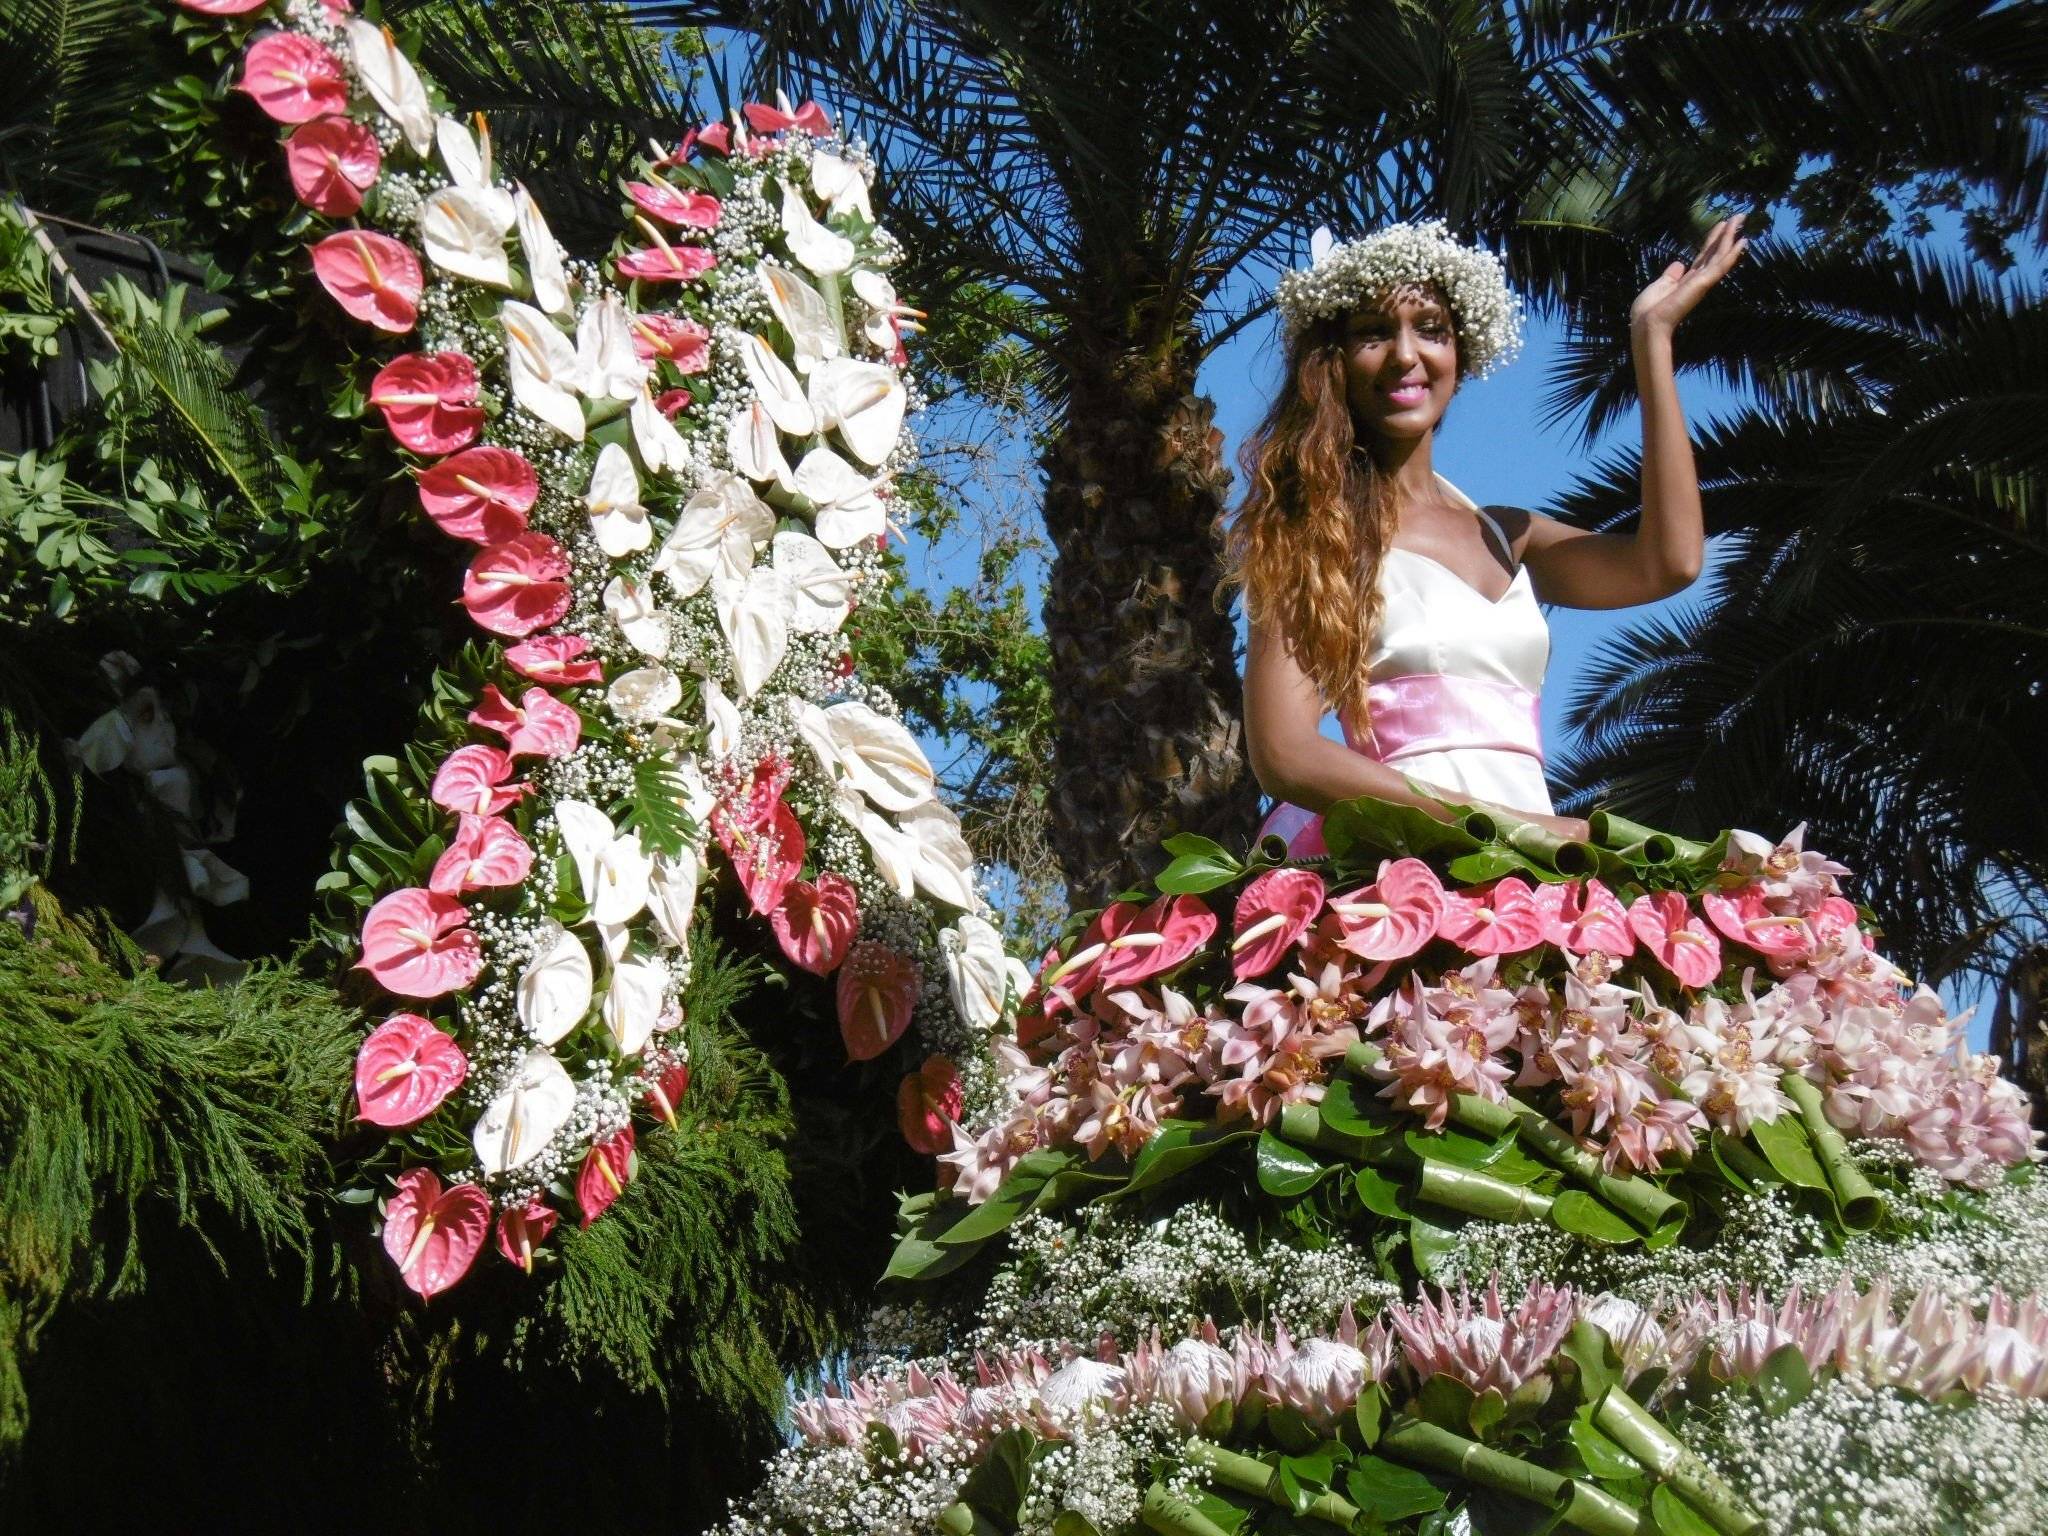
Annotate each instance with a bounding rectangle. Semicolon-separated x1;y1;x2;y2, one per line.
937;1149;1072;1245
1346;1456;1448;1520
883;1197;982;1281
958;1427;1036;1523
1155;849;1242;895
1354;1383;1386;1448
1052;1512;1101;1536
1322;794;1480;864
1757;1343;1815;1417
1415;1374;1478;1433
1118;1119;1256;1198
1316;1074;1393;1138
1651;1484;1721;1536
1567;1414;1638;1482
1549;1192;1641;1245
1403;1126;1514;1170
1161;831;1235;864
1749;1113;1830;1192
1354;1165;1415;1219
1257;1130;1335;1197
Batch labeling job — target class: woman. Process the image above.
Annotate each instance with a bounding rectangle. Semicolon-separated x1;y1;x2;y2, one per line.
1230;214;1748;857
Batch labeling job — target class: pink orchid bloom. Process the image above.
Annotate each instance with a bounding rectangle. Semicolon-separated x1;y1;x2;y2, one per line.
1529;877;1636;956
1702;882;1817;962
461;532;572;637
467;684;582;759
504;634;603;687
898;1054;964;1155
430;743;527;816
1628;889;1724;987
625;181;724;229
415;446;536;542
629;312;712;370
381;1168;491;1300
368;352;484;456
838;941;921;1061
357;887;483;998
1097;894;1218;988
1434;875;1548;957
1231;868;1326;980
494;1197;558;1274
644;1060;691;1128
770;872;860;976
428;813;535;895
177;0;269;12
353;1012;468;1128
615;242;718;284
310;230;422;332
655;387;693;418
283;116;381;216
742;99;832;136
236;33;349;123
577;1127;637;1227
1325;857;1444;961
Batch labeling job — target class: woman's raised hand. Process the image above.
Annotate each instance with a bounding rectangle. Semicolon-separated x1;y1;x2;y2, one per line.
1629;213;1748;337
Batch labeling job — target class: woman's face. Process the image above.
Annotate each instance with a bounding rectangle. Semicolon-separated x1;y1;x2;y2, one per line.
1341;283;1459;441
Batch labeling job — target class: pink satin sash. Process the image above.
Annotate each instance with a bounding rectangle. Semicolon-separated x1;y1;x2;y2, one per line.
1256;673;1543;859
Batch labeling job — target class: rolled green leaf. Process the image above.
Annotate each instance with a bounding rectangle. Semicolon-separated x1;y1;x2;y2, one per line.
1588;811;1676;864
1186;1439;1277;1500
1379;1417;1570;1511
1594;1386;1765;1536
1780;1072;1884;1230
1444;1089;1520;1142
937;1503;1006;1536
1415;1160;1554;1224
1139;1483;1234;1536
1275;1102;1391;1164
1555;1481;1645;1536
1345;1040;1385;1076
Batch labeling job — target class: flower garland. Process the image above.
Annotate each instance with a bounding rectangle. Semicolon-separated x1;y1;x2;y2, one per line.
186;0;1014;1297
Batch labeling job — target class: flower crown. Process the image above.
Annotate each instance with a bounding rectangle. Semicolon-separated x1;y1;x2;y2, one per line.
1273;218;1527;380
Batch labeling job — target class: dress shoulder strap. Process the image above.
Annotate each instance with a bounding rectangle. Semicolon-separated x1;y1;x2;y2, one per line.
1433;472;1518;570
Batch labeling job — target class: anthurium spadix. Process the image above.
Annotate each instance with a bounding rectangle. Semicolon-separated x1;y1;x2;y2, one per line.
727;399;795;493
811;150;874;222
345;20;434;155
820;700;937;811
713;566;793;700
513;185;569;315
740;333;816;436
517;920;594;1045
576;295;647;402
602;573;669;658
502;300;586;441
943;914;1010;1032
604;955;668;1056
780;180;855;275
772;530;853;633
472;1049;577;1175
791;445;885;549
809;357;906;467
554;799;653;926
630;386;690;477
652;471;773;598
759;261;841;372
584;443;651;557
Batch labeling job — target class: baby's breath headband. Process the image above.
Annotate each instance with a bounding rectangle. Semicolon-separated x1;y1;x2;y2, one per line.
1274;218;1527;380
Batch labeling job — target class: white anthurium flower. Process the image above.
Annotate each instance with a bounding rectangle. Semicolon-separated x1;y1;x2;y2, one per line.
811;150;873;222
516;922;593;1046
601;574;669;658
555;798;652;926
780;180;855;275
606;664;682;723
758;261;841;373
431;116;516;221
791;445;885;549
672;755;720;830
740;333;817;437
651;471;772;598
808;356;906;467
823;700;936;811
630;386;691;478
701;674;743;762
900;799;978;910
1004;954;1035;1008
604;954;668;1056
472;1049;577;1175
726;399;795;493
584;442;651;558
420;187;515;287
645;847;700;952
772;530;853;634
501;300;586;441
850;268;923;352
576;295;647;402
72;707;130;774
787;697;840;781
712;566;792;700
944;914;1009;1032
594;920;632;965
346;20;434;155
513;185;569;315
183;848;250;907
835;783;916;899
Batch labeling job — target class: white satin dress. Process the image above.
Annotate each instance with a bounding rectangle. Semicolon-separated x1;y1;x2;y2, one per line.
1257;472;1555;859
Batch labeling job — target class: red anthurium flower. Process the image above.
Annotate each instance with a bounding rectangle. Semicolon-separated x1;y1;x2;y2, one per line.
655;388;693;418
693;122;732;156
1325;857;1445;961
1097;894;1218;987
1627;889;1724;987
369;352;483;455
770;872;860;976
898;1054;963;1155
428;813;535;896
381;1168;490;1300
716;797;805;917
1231;868;1327;980
616;243;717;283
625;181;724;230
461;532;572;637
577;1128;636;1227
629;313;711;371
178;0;269;12
430;743;526;816
1038;908;1121;1013
838;941;921;1062
1702;882;1817;961
1529;876;1635;956
504;634;603;687
354;1013;468;1128
494;1197;558;1274
1435;875;1549;957
742;99;832;136
237;32;348;122
311;230;422;333
416;446;536;541
283;116;381;216
467;684;582;759
644;1060;691;1127
358;887;484;999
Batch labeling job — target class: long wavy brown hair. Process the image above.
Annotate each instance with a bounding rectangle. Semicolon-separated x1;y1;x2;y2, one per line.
1220;299;1460;728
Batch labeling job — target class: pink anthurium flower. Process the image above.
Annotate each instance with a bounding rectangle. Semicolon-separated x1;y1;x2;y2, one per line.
1232;868;1327;980
1529;876;1635;957
1435;875;1549;957
693;121;733;156
770;872;860;976
1810;895;1863;948
495;1197;558;1274
1096;893;1218;988
359;887;484;998
626;181;723;229
838;940;920;1062
655;388;693;418
742;99;832;136
504;634;603;687
283;116;381;216
616;238;718;284
310;230;422;333
1037;909;1118;1014
416;446;536;541
381;1168;490;1300
467;684;582;759
630;313;712;371
430;743;526;816
461;532;572;637
1702;882;1817;961
716;797;805;917
1627;889;1724;987
898;1054;963;1155
354;1013;468;1127
1325;857;1445;961
577;1127;636;1227
644;1060;691;1127
428;813;535;895
236;32;348;123
178;0;269;12
369;352;484;455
